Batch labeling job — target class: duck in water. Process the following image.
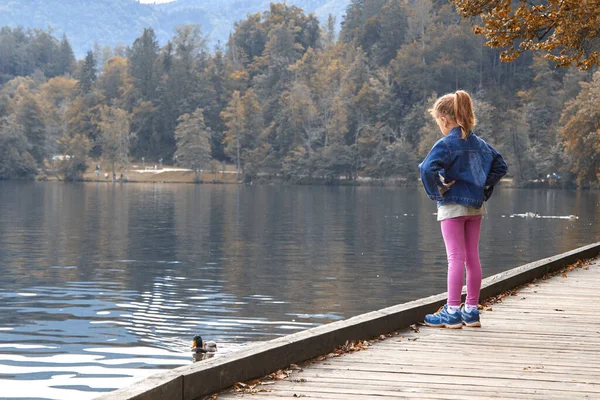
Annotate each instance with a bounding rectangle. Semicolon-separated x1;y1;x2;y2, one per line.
191;335;217;362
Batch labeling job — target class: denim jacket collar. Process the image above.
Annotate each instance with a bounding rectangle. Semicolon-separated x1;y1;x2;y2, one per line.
447;127;463;139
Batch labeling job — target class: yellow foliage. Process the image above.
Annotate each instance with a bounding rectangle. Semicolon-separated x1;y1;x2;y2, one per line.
452;0;600;69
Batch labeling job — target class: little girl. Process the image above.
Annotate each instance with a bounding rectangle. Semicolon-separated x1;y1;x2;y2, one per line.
419;90;507;328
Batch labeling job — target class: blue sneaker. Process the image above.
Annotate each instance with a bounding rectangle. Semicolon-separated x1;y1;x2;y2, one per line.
460;305;481;327
424;305;462;329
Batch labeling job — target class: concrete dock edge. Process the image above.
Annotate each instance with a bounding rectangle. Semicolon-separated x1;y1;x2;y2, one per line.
96;242;600;400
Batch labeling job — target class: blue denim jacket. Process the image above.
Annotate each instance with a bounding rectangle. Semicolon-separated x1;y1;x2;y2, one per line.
418;127;508;208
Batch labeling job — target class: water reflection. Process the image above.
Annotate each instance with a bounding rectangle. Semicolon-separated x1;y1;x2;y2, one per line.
0;182;598;398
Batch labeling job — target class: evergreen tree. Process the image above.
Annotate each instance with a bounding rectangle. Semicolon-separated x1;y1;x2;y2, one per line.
57;34;76;76
128;28;159;100
0;115;37;179
323;14;337;49
375;0;409;65
204;47;229;161
221;91;245;178
340;0;364;43
78;51;97;94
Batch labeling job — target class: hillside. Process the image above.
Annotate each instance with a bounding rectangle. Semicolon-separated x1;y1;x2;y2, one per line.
0;0;349;57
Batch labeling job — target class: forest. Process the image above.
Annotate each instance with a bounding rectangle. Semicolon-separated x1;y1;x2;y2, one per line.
0;0;598;186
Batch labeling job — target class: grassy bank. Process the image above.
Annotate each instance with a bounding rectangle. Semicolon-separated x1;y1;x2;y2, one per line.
78;169;240;184
42;161;518;187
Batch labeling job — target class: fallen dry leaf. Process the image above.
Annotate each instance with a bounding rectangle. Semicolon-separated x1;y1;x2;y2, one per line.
524;366;544;370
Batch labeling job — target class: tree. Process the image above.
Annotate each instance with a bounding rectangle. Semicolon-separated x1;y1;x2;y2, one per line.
451;0;600;69
340;0;365;43
98;105;132;175
38;76;78;159
57;34;76;76
560;71;600;186
521;54;564;176
375;0;409;65
16;90;46;165
174;108;212;182
129;28;159;100
228;13;267;69
96;56;134;106
55;133;91;181
0;115;37;179
222;91;244;177
326;96;348;147
203;47;230;161
78;51;97;94
66;91;103;157
130;100;157;159
287;82;321;158
323;14;337;49
258;22;304;106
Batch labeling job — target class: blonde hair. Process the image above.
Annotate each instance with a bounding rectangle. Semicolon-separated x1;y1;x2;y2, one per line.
429;90;476;139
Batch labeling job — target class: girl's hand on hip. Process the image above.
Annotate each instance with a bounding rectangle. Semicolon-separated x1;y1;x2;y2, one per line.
438;180;455;195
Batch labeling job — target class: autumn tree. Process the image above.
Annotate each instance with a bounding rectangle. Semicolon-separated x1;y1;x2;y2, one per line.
66;91;103;157
98;105;132;175
174;108;212;182
560;71;600;186
96;56;133;106
451;0;600;69
39;76;78;158
287;82;321;158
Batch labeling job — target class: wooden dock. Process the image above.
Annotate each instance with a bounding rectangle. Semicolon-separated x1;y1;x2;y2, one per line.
218;258;600;400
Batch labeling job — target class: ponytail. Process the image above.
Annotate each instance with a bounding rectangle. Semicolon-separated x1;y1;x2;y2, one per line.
453;90;476;139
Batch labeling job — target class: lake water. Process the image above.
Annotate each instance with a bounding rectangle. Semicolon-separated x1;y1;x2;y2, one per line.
0;182;598;399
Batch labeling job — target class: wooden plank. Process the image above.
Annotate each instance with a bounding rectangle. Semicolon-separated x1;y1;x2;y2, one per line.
300;362;600;384
372;338;600;350
319;357;600;376
274;369;600;393
256;378;584;399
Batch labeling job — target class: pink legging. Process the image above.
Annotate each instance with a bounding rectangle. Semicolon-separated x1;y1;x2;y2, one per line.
440;215;482;307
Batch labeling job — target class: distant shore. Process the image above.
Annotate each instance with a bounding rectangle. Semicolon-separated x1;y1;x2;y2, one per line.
31;162;558;188
40;167;522;188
